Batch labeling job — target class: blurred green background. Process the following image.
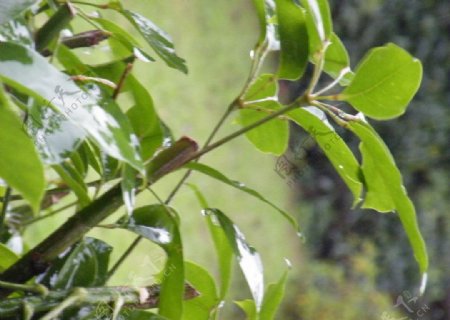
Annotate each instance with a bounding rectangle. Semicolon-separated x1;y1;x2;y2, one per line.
24;0;449;319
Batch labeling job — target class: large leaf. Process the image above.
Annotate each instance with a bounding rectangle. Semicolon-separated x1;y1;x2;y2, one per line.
204;209;264;310
348;120;428;276
189;184;233;300
37;237;112;289
288;107;363;206
0;87;45;213
300;0;333;56
182;261;219;320
339;43;422;120
275;0;309;80
21;97;85;164
120;205;184;319
0;17;33;48
120;10;187;73
185;162;299;231
0;0;38;25
0;42;144;172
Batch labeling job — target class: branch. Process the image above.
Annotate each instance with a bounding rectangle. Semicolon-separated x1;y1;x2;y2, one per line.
0;284;198;319
0;138;198;298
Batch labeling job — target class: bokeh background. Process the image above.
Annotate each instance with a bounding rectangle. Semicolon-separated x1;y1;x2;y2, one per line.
25;0;449;319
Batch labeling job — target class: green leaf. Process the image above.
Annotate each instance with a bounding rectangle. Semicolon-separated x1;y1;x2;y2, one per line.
244;74;277;101
275;0;309;80
0;42;144;172
121;205;184;320
121;164;137;215
91;17;155;62
22;97;85;164
120;10;188;73
188;184;233;300
0;87;45;213
339;43;423;120
35;3;76;52
126;75;164;161
235;299;257;320
205;209;264;310
0;0;38;25
182;261;219;320
37;237;113;289
323;32;353;86
348;120;428;275
238;102;289;155
185;162;299;231
251;0;267;45
288;107;363;206
260;270;289;320
125;311;169;320
0;243;18;272
300;0;333;55
53;162;91;207
240;74;288;155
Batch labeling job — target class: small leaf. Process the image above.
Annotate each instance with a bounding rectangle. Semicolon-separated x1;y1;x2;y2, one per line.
182;261;219;320
275;0;309;80
126;75;164;161
348;120;428;275
251;0;267;45
288;107;363;206
53;162;91;207
323;32;353;85
121;164;137;215
205;209;264;310
260;269;289;320
34;3;76;52
0;0;38;25
0;87;45;213
235;299;257;320
188;184;233;300
120;205;184;320
240;76;288;155
244;74;277;101
0;243;19;272
238;102;289;155
147;137;198;183
300;0;333;55
0;42;145;172
91;17;155;62
340;43;423;120
185;162;299;231
37;237;112;289
120;10;187;73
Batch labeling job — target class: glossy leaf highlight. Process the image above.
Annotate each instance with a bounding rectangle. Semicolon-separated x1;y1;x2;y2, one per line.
340;43;423;120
